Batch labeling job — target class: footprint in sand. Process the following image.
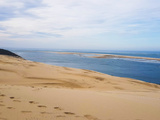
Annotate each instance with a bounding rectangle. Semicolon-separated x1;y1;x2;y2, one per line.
29;101;38;104
40;112;52;114
7;107;15;109
13;100;21;102
54;107;63;110
84;115;100;120
0;94;5;97
9;97;14;99
56;115;65;118
37;105;47;108
21;111;32;113
64;112;75;115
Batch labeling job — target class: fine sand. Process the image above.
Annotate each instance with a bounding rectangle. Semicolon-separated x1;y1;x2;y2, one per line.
52;51;160;61
0;55;160;120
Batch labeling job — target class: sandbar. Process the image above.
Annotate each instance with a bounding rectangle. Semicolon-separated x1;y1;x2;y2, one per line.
51;51;160;61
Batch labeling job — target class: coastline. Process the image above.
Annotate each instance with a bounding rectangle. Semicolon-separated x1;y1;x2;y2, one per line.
51;51;160;61
0;55;160;120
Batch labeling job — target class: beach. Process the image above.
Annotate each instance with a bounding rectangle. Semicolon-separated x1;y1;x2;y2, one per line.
1;0;160;119
0;55;160;120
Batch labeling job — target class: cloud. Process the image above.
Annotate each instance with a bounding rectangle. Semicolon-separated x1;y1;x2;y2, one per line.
0;0;160;48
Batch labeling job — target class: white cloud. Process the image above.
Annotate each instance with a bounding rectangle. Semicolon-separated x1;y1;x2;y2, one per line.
0;0;160;42
0;31;11;37
0;0;24;8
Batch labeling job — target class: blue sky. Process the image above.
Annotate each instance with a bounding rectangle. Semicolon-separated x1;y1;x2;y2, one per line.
0;0;160;51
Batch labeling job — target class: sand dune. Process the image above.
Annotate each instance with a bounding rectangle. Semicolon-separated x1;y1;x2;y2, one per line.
0;55;160;120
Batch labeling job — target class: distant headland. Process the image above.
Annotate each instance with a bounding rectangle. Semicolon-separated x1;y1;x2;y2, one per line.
0;49;22;58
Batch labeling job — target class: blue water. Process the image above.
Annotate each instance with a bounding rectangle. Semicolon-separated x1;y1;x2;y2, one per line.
11;49;160;84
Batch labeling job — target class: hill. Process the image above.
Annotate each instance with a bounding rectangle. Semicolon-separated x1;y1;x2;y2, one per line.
0;49;22;58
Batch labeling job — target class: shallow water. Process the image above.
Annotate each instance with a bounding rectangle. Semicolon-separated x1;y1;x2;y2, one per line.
12;49;160;84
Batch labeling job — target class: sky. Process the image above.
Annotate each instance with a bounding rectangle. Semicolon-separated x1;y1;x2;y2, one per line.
0;0;160;51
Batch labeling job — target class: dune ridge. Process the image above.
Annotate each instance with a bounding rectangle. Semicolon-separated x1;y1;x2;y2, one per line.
0;55;160;120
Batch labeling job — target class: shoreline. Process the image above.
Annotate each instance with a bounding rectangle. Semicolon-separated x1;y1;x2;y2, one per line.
0;54;159;90
0;55;160;120
50;51;160;61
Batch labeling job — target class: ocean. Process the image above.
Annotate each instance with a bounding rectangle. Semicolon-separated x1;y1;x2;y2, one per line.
11;49;160;84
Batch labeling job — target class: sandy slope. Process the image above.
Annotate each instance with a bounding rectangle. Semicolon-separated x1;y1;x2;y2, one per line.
0;55;160;120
